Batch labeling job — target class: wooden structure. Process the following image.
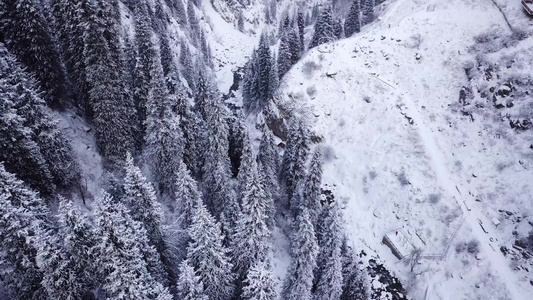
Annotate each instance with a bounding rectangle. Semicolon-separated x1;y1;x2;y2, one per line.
382;230;415;260
523;0;533;15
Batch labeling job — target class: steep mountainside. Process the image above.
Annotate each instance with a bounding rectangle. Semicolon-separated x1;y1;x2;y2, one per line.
278;0;533;298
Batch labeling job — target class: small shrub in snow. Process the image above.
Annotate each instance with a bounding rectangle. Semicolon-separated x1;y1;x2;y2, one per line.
428;193;441;204
306;85;317;98
302;60;320;77
467;240;480;254
323;146;336;161
369;170;377;180
396;171;410;186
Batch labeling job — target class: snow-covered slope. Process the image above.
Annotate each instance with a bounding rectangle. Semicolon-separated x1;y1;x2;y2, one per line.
278;0;533;298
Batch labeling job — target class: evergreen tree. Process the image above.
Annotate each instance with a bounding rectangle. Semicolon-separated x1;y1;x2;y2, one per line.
159;33;174;78
0;47;54;195
179;42;196;90
188;0;201;45
241;261;278;300
238;12;245;32
269;53;279;94
333;19;344;39
174;0;188;25
303;147;324;222
176;259;208;300
340;238;370;300
186;199;235;299
200;82;233;217
132;2;157;141
244;33;274;112
84;0;137;161
237;134;255;190
344;0;361;37
0;0;69;107
277;31;293;79
288;28;301;66
0;164;49;300
242;50;259;110
257;129;280;197
0;44;79;193
94;192;172;300
144;51;186;196
297;10;305;52
50;0;88;109
173;79;203;178
174;161;203;228
362;0;375;26
38;198;97;300
309;6;335;49
282;119;311;205
231;159;272;278
282;209;319;300
314;202;344;300
123;153;170;285
5;54;81;189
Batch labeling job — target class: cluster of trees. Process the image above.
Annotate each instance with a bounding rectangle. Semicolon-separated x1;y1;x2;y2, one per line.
0;0;372;299
310;0;375;49
0;119;370;300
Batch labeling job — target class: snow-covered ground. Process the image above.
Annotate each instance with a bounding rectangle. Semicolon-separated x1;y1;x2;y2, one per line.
277;0;533;298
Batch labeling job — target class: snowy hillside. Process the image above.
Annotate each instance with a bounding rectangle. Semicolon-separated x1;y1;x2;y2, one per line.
278;0;533;298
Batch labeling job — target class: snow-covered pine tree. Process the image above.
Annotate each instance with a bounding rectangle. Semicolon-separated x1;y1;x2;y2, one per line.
173;0;188;25
144;50;186;196
231;159;272;279
200;80;234;217
344;0;361;37
297;10;305;52
188;0;201;45
288;28;301;66
3;51;81;190
0;0;69;107
334;19;344;39
241;261;278;300
132;2;157;141
94;192;172;300
257;129;280;199
303;146;324;222
242;50;259;111
174;160;203;228
0;164;49;300
186;199;236;299
362;0;375;26
282;119;311;205
123;153;170;284
269;53;279;96
194;70;212;122
179;42;197;90
0;47;54;195
340;238;370;300
314;202;344;300
255;33;274;111
309;6;335;49
38;198;97;299
172;79;204;178
176;259;208;300
49;0;88;109
227;112;246;178
237;134;255;191
238;12;245;32
277;30;293;79
84;0;137;161
159;33;174;78
282;209;319;300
